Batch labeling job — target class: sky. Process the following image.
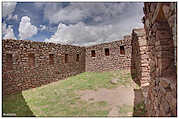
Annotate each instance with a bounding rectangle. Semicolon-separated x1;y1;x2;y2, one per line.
2;2;144;46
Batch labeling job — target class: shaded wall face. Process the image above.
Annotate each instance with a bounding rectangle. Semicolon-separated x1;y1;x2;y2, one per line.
2;39;86;95
85;37;132;72
131;29;150;87
143;3;177;116
131;29;151;109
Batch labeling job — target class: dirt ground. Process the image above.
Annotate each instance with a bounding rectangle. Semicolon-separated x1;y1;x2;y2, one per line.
78;84;145;117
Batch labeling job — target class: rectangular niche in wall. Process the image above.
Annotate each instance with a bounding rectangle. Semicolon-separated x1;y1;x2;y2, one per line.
28;53;35;67
65;54;68;63
105;48;110;56
6;54;13;70
76;54;79;62
120;46;125;55
49;54;54;65
91;50;96;57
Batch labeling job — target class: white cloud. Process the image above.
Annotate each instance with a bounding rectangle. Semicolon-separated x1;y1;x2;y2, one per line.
2;2;17;18
19;16;38;40
44;22;110;46
94;16;103;22
43;3;63;24
45;3;144;46
7;14;18;21
39;25;46;31
2;22;7;34
45;18;143;46
43;3;131;24
34;2;45;8
3;24;16;40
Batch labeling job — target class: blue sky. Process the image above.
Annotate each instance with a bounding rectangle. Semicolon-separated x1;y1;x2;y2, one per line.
2;2;144;46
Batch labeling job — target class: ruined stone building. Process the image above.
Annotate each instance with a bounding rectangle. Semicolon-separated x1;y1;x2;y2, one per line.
2;39;86;95
2;35;132;95
2;2;177;117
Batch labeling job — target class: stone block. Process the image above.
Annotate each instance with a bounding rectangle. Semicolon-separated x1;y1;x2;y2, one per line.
159;77;170;88
166;92;176;108
168;15;176;28
162;5;170;19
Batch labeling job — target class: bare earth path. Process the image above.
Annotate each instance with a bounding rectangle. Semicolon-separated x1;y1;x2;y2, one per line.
78;83;145;117
78;86;134;116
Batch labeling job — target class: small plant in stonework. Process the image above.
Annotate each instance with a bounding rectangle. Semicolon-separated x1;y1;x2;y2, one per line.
134;101;146;116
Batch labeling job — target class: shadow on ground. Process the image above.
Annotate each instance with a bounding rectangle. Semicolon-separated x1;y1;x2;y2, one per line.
133;89;147;116
2;92;35;117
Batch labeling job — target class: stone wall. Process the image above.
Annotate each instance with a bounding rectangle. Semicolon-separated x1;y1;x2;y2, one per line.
131;28;150;105
2;39;86;95
3;37;133;95
85;35;132;72
131;28;150;87
143;3;177;116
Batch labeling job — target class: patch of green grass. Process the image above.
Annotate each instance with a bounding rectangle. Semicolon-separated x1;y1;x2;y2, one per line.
118;104;133;115
3;93;35;117
63;71;115;90
3;69;133;117
133;101;146;116
135;84;140;89
111;70;133;87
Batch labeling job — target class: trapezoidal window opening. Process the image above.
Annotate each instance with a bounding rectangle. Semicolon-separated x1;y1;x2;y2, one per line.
49;54;54;65
91;50;96;57
28;53;35;67
6;54;13;70
105;48;110;56
120;46;125;55
65;54;68;63
76;54;80;62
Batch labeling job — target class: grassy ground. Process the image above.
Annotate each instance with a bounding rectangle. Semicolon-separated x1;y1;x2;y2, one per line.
3;69;142;117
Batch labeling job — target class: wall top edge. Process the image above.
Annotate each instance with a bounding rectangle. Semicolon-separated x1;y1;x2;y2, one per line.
3;33;133;48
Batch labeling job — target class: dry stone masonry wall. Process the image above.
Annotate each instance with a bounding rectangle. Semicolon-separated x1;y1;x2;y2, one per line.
143;3;177;116
85;35;132;72
131;28;150;87
3;36;132;95
2;39;86;95
131;28;150;105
